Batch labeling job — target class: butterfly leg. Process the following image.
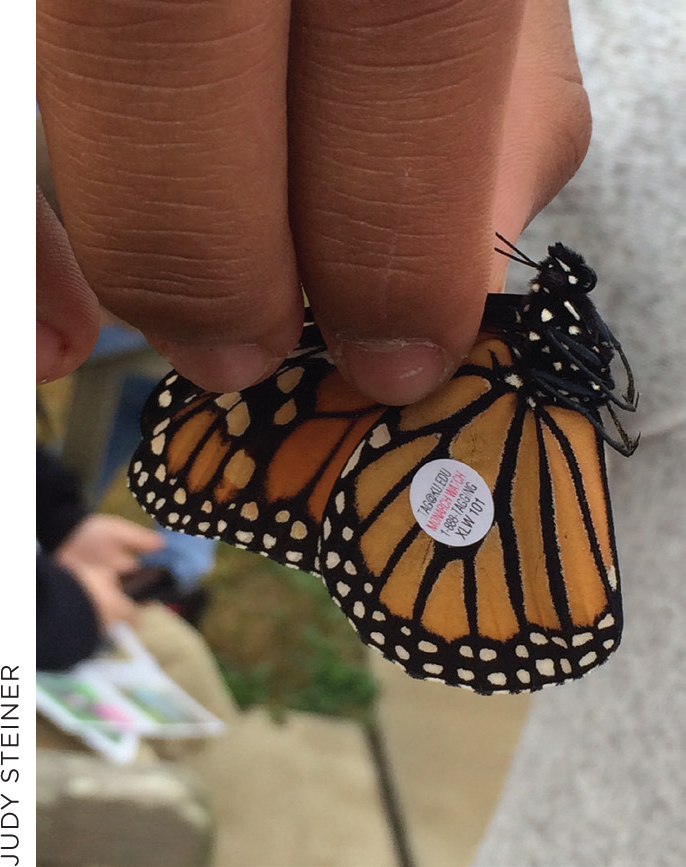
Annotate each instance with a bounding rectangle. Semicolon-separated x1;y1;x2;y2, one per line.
595;318;639;407
543;329;638;412
529;376;639;457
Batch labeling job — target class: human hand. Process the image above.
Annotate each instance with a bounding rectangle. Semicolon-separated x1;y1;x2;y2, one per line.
36;0;590;404
67;562;139;629
54;514;164;577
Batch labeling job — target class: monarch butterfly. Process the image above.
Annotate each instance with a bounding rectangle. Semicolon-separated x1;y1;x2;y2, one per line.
128;237;638;695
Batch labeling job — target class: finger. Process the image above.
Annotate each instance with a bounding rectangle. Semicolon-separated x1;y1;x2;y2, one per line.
110;519;165;555
288;0;526;404
491;0;591;289
106;590;139;628
36;187;100;382
109;552;142;576
36;0;301;393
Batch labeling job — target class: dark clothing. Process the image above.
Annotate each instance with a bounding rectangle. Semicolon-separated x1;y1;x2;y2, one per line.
36;447;102;671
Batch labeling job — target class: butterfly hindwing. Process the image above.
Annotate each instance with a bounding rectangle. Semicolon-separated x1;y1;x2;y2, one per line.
318;339;622;693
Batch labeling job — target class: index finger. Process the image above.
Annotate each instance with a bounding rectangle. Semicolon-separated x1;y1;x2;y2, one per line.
288;0;526;404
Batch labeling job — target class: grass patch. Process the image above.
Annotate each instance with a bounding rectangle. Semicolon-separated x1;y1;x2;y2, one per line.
201;546;378;723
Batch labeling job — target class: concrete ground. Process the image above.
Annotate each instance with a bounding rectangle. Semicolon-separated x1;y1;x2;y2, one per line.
186;655;531;867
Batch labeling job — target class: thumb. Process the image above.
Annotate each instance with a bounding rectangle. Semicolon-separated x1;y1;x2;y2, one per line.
36;187;100;382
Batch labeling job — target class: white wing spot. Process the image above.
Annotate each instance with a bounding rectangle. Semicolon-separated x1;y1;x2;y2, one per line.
369;424;391;449
395;645;410;661
174;488;187;505
457;669;475;681
275;510;290;523
236;531;254;544
572;632;593;647
263;534;277;549
336;581;351;597
353;601;365;619
201;500;213;513
342;527;354;541
370;632;385;645
322;518;331;540
286;551;303;563
423;663;444;676
335;491;346;514
133;461;142;473
540;308;553;322
517;669;531;684
580;651;598;667
418;641;438;653
607;566;618;590
487;672;507;686
154;498;166;509
158;390;172;408
167;513;179;524
290;521;307;540
217;520;227;532
277;367;304;394
560;658;572;675
326;551;341;568
536;658;556;677
480;648;497;662
459;646;474;658
401;626;411;636
372;611;386;622
197;522;210;533
598;613;616;629
342;443;364;479
344;561;357;575
529;632;547;645
274;399;297;426
515;645;529;658
137;472;149;487
241;502;259;521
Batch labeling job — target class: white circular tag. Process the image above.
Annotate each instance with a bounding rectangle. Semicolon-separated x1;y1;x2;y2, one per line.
409;459;494;547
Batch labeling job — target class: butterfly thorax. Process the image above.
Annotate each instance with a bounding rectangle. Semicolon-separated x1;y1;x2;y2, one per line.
506;243;616;409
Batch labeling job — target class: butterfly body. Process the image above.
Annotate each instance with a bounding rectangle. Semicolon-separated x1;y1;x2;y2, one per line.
129;240;637;695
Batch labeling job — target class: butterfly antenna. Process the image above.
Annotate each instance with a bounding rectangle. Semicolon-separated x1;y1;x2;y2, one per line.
494;233;538;269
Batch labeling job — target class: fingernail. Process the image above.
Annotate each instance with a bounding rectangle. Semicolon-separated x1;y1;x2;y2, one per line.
336;338;449;405
36;321;67;383
148;340;282;393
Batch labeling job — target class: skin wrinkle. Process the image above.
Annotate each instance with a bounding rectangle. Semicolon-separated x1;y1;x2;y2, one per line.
296;42;494;77
298;1;501;41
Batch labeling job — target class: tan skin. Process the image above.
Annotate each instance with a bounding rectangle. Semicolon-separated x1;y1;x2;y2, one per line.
54;515;164;628
36;0;590;405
